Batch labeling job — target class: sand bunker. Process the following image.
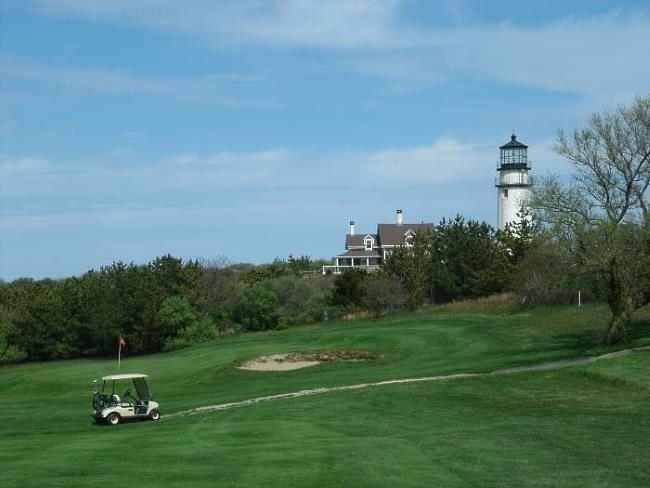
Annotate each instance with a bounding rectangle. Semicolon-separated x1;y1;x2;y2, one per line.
238;350;380;371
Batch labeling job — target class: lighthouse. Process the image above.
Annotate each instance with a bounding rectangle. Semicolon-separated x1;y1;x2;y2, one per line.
496;134;531;230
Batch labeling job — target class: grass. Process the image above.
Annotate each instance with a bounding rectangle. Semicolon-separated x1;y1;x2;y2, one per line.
1;302;650;486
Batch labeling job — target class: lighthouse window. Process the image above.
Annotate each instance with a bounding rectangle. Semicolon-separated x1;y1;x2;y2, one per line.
504;189;509;198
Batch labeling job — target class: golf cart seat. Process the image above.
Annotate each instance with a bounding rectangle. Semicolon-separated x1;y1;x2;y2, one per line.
110;394;120;403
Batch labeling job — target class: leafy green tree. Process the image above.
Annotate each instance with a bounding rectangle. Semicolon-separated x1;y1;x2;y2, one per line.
163;317;219;351
233;285;282;331
497;207;539;267
0;307;26;364
382;230;432;308
531;95;650;343
262;274;333;325
362;273;408;317
429;216;511;302
201;256;239;321
243;259;290;284
287;255;311;275
4;281;77;360
329;268;368;308
158;296;198;339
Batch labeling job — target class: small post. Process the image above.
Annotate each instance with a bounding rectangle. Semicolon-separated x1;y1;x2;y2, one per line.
578;290;582;307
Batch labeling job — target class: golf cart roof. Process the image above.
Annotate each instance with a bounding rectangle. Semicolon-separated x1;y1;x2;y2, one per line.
102;373;148;381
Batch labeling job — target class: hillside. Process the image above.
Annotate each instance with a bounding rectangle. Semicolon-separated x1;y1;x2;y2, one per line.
1;303;650;487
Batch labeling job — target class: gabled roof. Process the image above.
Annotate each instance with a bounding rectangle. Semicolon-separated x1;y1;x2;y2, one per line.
376;223;434;246
346;233;377;247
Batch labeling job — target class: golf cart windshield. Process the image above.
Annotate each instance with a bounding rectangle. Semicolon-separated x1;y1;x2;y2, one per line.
133;377;152;401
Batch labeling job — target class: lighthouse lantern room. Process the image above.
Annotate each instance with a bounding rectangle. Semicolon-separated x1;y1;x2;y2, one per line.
496;134;532;230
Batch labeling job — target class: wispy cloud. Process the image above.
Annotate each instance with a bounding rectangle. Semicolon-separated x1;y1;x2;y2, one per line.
0;137;571;278
0;147;293;200
0;156;49;176
23;1;650;102
1;137;567;206
27;0;418;49
0;56;274;107
359;138;488;183
454;13;650;102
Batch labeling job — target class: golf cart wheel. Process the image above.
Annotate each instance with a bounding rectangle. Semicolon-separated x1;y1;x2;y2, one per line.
149;409;161;421
106;413;120;426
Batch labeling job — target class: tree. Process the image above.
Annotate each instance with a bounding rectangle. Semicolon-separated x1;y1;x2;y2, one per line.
362;273;408;317
163;317;219;351
329;268;368;308
233;285;282;331
429;216;511;302
0;306;26;364
382;230;432;308
158;296;198;339
497;207;539;267
531;95;650;343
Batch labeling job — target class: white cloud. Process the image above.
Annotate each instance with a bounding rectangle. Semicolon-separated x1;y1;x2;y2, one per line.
0;156;49;175
0;147;293;199
455;13;650;101
0;57;273;107
28;0;417;49
359;137;489;183
0;138;571;204
23;1;650;101
172;149;290;167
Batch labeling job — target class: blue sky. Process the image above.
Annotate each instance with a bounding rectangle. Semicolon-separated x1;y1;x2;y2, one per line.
1;0;649;280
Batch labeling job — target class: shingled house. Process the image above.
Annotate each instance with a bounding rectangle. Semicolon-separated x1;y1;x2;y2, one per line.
322;210;434;274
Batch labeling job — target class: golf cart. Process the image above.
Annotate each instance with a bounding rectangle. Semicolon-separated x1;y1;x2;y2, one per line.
91;373;160;425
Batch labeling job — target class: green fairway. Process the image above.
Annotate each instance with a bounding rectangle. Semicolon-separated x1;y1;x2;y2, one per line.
2;303;650;486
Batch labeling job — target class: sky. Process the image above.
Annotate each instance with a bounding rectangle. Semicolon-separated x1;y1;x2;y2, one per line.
1;0;649;280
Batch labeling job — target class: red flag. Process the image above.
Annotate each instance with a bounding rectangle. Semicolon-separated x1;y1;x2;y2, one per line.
118;336;126;347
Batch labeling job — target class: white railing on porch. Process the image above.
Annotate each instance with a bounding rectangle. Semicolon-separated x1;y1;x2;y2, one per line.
321;264;380;274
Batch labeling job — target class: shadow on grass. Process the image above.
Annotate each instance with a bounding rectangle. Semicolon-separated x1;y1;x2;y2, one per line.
511;309;650;367
627;312;650;344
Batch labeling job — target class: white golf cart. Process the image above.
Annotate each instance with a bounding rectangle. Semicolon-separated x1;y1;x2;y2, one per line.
91;373;161;425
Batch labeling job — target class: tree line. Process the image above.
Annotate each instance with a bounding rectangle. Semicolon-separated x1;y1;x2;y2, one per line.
1;95;648;364
0;255;334;364
0;220;530;365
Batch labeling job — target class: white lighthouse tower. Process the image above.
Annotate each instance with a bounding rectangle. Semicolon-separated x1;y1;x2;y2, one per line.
496;134;531;230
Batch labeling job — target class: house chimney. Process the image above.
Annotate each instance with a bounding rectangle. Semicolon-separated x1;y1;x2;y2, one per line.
396;209;403;225
349;221;355;235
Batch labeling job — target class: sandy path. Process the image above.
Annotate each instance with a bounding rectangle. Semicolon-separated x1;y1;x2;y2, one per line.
164;345;650;420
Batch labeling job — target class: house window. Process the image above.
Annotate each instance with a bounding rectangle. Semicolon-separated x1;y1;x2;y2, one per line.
503;189;508;198
365;239;372;250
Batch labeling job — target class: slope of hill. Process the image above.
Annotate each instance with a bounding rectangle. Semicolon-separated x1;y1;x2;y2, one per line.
1;303;649;486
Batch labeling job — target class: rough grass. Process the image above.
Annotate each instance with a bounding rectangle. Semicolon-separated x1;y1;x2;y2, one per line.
1;302;650;487
423;292;517;313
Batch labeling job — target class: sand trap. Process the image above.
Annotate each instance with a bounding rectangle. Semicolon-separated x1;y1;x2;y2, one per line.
238;350;380;371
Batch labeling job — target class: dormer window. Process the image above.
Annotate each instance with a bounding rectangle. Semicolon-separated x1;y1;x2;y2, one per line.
365;238;373;250
404;230;415;246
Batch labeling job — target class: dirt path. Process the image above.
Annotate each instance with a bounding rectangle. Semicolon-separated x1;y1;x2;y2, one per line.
164;345;650;420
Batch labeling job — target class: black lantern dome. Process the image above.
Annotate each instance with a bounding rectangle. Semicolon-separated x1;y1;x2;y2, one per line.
498;134;530;170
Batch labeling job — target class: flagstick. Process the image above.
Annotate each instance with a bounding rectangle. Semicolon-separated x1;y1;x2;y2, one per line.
118;343;122;371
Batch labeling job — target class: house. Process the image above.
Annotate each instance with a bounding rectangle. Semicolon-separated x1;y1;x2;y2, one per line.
322;209;434;274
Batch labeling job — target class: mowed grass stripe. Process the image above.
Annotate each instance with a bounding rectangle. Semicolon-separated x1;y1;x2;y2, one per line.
1;302;650;486
2;354;649;487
